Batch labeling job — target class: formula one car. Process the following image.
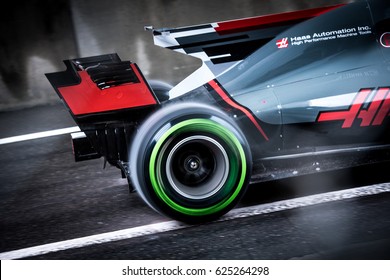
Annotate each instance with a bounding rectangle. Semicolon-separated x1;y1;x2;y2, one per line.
46;0;389;223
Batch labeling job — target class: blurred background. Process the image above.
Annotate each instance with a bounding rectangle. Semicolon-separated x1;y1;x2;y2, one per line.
0;0;350;111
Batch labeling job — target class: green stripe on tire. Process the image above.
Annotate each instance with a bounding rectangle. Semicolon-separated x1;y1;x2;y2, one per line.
149;118;247;216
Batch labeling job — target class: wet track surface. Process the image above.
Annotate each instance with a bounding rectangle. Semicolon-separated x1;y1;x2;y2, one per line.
0;104;389;260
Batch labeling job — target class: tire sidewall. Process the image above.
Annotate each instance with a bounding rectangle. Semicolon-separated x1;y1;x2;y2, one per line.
130;102;252;222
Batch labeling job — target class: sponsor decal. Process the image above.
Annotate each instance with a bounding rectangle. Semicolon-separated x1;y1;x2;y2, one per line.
276;38;289;48
278;25;372;48
380;32;390;48
317;87;390;128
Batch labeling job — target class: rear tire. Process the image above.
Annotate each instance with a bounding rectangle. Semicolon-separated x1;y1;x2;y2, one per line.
130;102;252;223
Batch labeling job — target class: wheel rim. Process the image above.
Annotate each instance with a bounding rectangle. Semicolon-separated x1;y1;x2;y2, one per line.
166;135;229;200
149;118;247;216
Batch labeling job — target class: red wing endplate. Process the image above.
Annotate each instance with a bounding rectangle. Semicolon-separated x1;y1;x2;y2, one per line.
46;54;158;116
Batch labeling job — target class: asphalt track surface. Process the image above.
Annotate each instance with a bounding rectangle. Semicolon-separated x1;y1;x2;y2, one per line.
0;103;389;260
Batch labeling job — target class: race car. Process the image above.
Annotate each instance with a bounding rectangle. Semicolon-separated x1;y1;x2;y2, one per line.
46;0;390;223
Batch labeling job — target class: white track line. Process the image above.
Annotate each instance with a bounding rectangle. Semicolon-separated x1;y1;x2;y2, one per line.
1;182;389;260
0;126;81;145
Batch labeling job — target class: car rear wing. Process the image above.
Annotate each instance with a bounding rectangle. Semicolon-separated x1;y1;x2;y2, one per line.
46;54;159;165
148;4;344;97
149;4;344;72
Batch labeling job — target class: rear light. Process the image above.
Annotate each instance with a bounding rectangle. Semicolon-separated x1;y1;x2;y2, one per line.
71;132;101;162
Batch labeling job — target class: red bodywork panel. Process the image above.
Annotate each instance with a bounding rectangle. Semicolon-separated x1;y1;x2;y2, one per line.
58;63;157;116
215;4;345;35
